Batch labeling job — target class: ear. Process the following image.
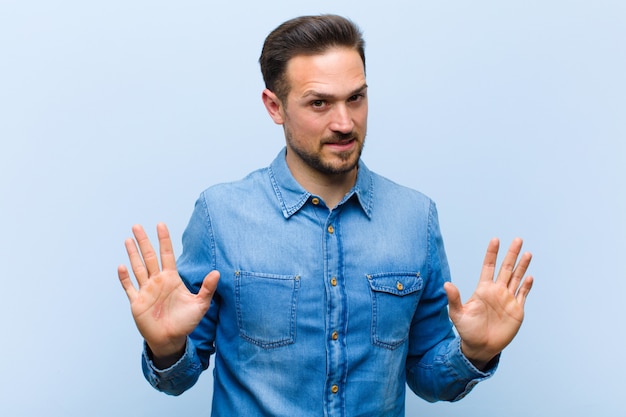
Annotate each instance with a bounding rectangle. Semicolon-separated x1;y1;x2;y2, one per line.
262;88;285;125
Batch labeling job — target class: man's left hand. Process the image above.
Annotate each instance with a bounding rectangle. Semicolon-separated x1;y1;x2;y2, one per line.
444;237;534;370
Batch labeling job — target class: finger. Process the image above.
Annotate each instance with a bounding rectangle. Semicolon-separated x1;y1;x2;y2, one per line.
515;275;534;306
117;264;138;302
125;237;149;286
156;223;177;271
132;224;161;276
495;237;523;286
508;251;532;292
478;238;500;283
444;282;463;323
197;270;221;308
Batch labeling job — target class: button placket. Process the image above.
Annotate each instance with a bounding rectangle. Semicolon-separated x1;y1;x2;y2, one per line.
323;213;346;416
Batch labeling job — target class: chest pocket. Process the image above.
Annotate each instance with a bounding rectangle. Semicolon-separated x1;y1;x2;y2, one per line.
367;272;424;350
235;271;300;349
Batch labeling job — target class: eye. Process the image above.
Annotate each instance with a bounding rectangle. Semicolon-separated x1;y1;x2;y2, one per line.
348;93;365;103
311;99;326;108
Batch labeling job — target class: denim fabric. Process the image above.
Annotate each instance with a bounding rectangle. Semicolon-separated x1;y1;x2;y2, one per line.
142;148;496;416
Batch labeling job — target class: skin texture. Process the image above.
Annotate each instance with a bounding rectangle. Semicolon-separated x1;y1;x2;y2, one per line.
118;47;534;371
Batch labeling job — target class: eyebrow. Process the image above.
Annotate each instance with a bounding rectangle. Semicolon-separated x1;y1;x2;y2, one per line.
302;83;368;100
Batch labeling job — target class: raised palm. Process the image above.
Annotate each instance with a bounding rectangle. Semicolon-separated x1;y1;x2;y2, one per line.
444;238;534;368
117;223;219;361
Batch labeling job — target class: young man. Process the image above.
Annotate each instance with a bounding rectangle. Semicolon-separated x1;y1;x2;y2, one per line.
118;15;533;416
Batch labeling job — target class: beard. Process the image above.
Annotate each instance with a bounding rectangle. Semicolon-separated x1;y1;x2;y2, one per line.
285;128;366;176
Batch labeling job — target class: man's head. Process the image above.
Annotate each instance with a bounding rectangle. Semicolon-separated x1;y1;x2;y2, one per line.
259;14;365;102
260;15;368;191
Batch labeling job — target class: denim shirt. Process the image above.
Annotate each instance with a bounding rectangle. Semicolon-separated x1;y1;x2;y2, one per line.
142;148;496;416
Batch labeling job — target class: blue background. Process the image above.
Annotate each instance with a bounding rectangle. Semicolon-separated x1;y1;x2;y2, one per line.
1;0;624;415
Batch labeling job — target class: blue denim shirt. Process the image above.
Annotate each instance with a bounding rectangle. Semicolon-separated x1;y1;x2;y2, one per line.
142;148;496;416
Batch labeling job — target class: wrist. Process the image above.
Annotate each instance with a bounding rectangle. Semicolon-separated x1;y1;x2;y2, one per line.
147;338;187;369
460;340;498;371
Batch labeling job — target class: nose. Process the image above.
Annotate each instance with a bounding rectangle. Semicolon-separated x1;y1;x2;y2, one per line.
329;104;354;134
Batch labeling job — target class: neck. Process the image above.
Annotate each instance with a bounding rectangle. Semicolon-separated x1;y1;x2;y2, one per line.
308;174;356;209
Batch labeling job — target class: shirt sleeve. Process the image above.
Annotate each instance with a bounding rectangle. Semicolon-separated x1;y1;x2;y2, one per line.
407;336;499;402
405;201;498;402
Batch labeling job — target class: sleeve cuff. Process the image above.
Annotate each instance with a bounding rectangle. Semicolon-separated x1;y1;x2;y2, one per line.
141;337;200;389
449;338;499;401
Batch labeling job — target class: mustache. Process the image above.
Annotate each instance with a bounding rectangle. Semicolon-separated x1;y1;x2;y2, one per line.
324;132;357;143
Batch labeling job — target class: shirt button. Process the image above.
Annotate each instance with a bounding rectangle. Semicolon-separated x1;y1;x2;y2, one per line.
332;331;339;340
396;281;404;291
327;225;334;234
331;385;339;394
330;277;337;286
312;197;320;205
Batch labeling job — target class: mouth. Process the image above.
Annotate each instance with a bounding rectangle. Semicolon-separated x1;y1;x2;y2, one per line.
324;138;356;152
324;133;357;145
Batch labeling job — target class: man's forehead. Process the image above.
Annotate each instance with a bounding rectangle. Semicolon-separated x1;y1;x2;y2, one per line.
285;48;366;96
286;47;364;71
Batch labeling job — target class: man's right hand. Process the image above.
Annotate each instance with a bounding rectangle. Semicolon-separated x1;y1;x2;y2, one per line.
117;223;220;368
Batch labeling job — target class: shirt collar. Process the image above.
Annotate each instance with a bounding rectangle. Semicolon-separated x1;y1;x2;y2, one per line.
268;147;374;219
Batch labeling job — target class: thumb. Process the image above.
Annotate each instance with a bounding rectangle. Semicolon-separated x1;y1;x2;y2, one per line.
197;270;220;304
444;282;463;322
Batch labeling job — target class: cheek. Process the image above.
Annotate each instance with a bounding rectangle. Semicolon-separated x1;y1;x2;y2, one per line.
291;117;327;138
355;108;368;127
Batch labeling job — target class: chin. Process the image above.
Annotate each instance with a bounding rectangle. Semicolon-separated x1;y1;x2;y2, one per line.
322;156;360;175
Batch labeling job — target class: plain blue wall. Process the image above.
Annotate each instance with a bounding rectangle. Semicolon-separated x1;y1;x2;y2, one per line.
1;1;624;415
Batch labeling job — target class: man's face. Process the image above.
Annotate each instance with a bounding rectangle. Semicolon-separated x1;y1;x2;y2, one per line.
267;47;368;179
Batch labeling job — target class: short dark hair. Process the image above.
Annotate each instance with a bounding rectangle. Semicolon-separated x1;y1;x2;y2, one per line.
259;14;365;101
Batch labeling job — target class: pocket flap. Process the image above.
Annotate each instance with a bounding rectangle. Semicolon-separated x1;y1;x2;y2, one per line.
367;272;423;296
